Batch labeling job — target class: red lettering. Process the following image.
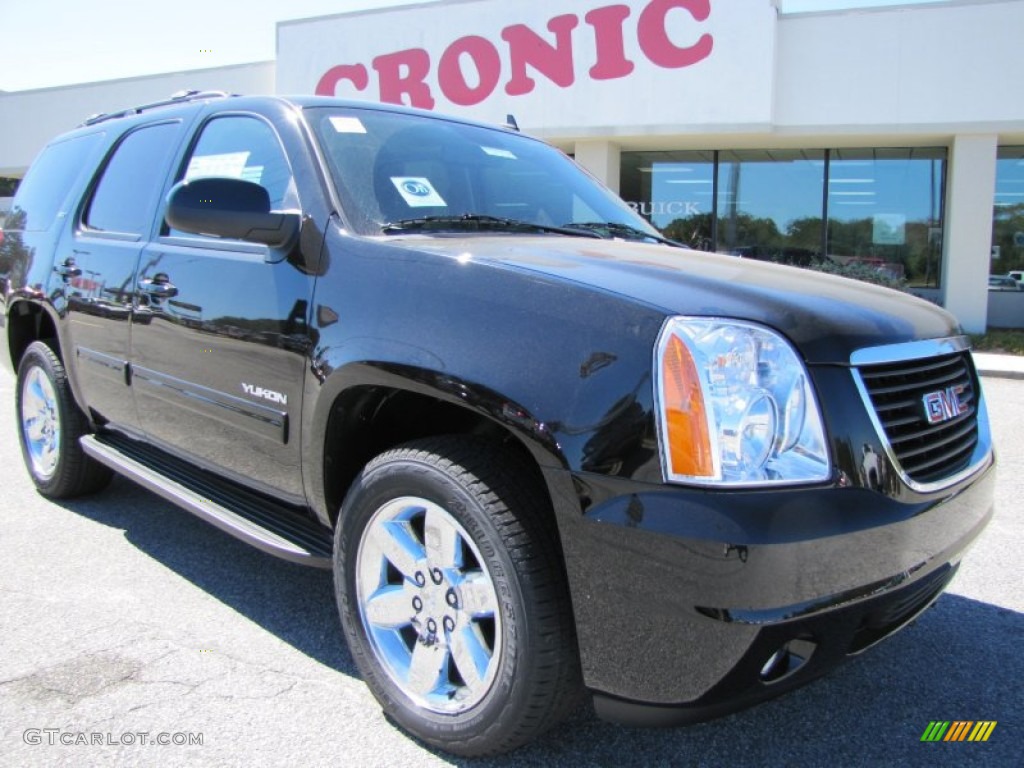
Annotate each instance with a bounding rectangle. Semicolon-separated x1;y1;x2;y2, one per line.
372;49;436;109
585;5;635;81
438;36;502;106
315;64;369;96
314;0;718;109
637;0;713;70
502;14;579;97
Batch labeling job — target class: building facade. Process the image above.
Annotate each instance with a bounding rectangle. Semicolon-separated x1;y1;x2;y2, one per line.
2;0;1023;330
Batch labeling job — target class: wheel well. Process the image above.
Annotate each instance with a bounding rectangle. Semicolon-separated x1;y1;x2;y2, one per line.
323;386;547;524
7;302;59;369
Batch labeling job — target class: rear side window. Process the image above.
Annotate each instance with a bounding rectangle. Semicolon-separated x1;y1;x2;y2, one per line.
8;133;104;232
84;121;182;236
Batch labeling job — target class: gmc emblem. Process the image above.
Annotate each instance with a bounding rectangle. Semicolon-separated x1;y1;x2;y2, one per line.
922;385;968;425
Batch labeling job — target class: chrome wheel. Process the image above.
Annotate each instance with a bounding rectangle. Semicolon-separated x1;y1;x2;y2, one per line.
20;365;61;480
355;496;502;714
336;438;581;755
15;341;112;498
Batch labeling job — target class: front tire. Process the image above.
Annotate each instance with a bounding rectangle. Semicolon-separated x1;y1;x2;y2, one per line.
334;436;581;757
16;341;112;498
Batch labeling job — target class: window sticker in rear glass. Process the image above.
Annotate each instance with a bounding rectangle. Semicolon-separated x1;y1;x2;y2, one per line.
391;177;447;208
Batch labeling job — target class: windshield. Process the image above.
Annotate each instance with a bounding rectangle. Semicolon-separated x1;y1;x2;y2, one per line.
306;106;663;241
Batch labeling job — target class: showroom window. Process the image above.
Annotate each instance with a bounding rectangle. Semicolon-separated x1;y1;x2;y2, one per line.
619;151;715;250
717;149;824;265
827;148;945;288
621;147;947;287
991;146;1024;276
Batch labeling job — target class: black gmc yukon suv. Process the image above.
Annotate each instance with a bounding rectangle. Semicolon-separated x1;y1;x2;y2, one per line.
0;92;995;756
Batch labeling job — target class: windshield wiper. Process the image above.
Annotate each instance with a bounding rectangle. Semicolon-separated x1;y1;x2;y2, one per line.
561;221;682;247
382;214;602;239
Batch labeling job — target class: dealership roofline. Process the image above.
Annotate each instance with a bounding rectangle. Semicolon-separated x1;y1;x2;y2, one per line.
270;0;1016;30
0;60;274;97
779;0;1016;17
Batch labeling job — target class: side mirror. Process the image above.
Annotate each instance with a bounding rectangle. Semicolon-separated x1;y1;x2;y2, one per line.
165;177;300;248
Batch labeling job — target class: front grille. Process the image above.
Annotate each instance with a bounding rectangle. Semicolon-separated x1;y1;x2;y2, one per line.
856;351;979;486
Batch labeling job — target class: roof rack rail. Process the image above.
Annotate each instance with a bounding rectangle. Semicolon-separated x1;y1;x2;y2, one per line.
81;90;237;127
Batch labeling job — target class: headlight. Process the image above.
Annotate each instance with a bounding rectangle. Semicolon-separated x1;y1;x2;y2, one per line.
655;317;830;486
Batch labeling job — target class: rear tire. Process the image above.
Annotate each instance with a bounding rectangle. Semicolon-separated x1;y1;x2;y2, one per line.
16;341;113;498
334;436;581;757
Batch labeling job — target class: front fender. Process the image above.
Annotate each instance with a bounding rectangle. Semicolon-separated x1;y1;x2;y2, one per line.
299;228;668;525
301;359;566;525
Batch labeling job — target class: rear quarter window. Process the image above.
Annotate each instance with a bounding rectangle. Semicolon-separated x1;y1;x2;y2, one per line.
8;132;105;232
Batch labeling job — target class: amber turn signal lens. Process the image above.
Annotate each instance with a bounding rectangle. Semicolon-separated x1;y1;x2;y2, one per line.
662;334;715;478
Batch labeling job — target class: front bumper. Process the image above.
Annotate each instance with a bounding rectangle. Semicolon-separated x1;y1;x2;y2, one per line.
546;457;995;726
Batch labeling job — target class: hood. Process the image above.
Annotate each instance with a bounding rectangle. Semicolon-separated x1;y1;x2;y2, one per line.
389;235;960;365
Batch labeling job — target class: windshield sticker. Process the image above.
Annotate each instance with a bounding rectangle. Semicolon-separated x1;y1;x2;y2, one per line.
185;151;250;181
391;177;447;208
482;146;517;160
329;116;367;134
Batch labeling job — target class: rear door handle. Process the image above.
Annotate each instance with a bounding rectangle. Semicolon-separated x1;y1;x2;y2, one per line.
137;277;178;298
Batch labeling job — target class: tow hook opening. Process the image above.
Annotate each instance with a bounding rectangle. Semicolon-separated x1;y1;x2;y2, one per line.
759;637;817;684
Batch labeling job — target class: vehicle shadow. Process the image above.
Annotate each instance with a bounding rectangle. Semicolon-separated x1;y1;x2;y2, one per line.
53;475;354;677
57;477;1020;768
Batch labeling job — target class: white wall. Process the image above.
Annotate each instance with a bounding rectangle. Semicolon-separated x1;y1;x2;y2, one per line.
0;62;275;176
277;0;777;139
988;291;1024;328
272;0;1024;145
942;134;998;332
575;140;622;193
775;1;1024;137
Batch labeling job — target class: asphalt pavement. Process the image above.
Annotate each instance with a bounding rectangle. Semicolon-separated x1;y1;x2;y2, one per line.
0;364;1020;768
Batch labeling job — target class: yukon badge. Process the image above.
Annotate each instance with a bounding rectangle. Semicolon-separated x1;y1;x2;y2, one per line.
922;384;967;425
242;382;288;406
